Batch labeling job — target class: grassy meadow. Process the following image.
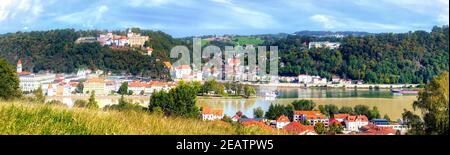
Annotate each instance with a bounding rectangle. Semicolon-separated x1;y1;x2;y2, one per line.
0;101;282;135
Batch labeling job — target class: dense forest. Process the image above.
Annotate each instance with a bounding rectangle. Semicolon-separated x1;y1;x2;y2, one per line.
1;26;448;83
0;29;183;80
266;26;449;84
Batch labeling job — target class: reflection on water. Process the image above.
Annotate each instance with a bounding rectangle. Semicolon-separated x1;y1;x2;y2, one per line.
47;88;419;120
276;88;394;98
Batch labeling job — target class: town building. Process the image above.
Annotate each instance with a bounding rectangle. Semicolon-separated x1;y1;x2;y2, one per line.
308;41;341;49
75;37;98;44
83;77;107;95
201;107;224;121
344;115;369;132
173;65;192;79
127;30;149;47
293;111;329;126
17;60;56;92
334;114;350;122
276;115;290;129
358;124;397;135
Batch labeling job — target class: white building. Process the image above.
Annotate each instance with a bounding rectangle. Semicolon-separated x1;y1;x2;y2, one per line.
201;107;224;121
174;65;192;79
276;115;290;129
18;73;56;92
298;74;313;84
308;41;341;49
344;115;369;132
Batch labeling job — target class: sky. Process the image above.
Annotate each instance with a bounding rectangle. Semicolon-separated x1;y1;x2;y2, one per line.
0;0;448;37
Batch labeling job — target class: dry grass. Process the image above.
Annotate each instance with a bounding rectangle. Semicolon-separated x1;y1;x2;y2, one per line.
0;101;280;135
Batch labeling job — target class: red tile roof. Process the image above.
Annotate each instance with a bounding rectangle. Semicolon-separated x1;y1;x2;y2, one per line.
276;115;290;122
346;115;369;122
284;122;316;135
334;114;350;119
17;59;22;65
202;107;223;115
294;111;326;119
176;65;191;70
358;124;397;135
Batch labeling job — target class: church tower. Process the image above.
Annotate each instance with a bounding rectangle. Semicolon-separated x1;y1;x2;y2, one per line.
17;59;22;73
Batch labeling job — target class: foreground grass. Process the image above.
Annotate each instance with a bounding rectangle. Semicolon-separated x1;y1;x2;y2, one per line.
0;101;281;135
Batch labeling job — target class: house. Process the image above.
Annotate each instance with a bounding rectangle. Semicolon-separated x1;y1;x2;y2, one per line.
174;65;192;79
334;114;350;122
276;115;290;129
298;74;313;84
127;30;149;47
293;111;329;126
331;76;340;84
17;60;56;92
146;47;153;56
201;107;224;121
308;41;341;49
45;83;56;96
83;77;107;95
344;115;369;132
370;119;409;135
75;37;98;44
370;119;390;125
128;81;149;95
284;122;317;135
358;124;397;135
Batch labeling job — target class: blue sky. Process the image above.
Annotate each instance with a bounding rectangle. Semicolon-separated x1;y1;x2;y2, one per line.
0;0;448;37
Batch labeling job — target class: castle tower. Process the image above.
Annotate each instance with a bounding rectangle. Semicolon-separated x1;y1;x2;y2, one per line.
17;59;22;73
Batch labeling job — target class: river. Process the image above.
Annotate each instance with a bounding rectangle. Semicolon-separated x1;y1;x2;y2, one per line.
47;88;420;120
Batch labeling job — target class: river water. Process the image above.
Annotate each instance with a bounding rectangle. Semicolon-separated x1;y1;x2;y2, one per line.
47;88;419;120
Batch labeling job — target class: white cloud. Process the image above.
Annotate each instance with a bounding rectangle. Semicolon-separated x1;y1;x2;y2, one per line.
0;0;44;23
55;5;109;28
310;14;406;31
207;0;279;29
310;14;344;29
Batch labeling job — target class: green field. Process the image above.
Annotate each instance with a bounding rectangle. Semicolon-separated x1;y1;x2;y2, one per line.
0;101;281;135
233;36;264;45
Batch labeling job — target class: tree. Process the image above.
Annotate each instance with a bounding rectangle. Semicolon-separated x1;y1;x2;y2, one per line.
75;82;84;93
402;109;425;135
128;90;134;95
105;95;142;111
383;114;391;122
253;107;264;118
318;104;339;117
86;91;99;109
139;90;145;96
291;100;316;111
354;105;370;116
265;104;294;120
369;106;381;120
0;58;22;100
73;99;88;108
339;106;354;114
149;82;200;118
33;86;45;104
413;72;449;135
117;82;128;95
46;100;66;106
244;85;256;98
328;122;343;134
314;122;326;135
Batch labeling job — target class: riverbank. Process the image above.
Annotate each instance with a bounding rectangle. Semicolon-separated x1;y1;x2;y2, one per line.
248;83;420;89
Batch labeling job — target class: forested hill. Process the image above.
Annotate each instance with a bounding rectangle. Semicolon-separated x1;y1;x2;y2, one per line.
0;29;182;79
1;26;448;84
271;26;449;84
